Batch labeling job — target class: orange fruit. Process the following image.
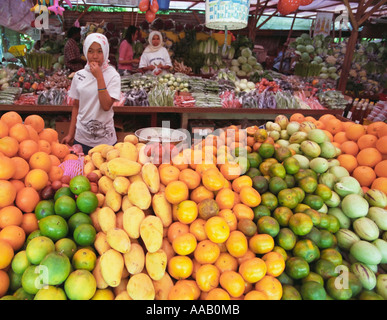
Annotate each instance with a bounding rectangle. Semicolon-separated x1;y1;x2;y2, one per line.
249;234;275;254
318;114;336;125
239;186;261;207
194;239;220;264
48;166;64;183
323;130;333;143
337;154;358;174
24;114;45;133
214;252;238;273
195;264;220;292
190;185;214;204
314;121;325;130
18;139;39;161
1;111;22;129
262;251;286;277
165;180;189;205
38;128;58;143
325;118;343;135
167;255;193;280
290;113;305;123
0;206;23;228
168;281;195;300
0;180;17;208
357;134;378;150
225;230;248;258
218;208;238;232
63;153;79;161
195;163;217;176
9;157;29;181
29;151;52;173
219;270;245;298
204;288;231;300
201;167;225;192
178;168;201;190
340;140;359;156
231;175;253;193
0;239;14;269
239;257;267;283
25;125;39;143
376;136;387;154
233;203;254;220
51;142;70;160
49;154;61;167
10;179;25;193
254;275;283;300
0;156;16;180
176;199;199;224
159;164;180;186
172;232;197;256
0;225;25;251
20;212;39;234
0;136;19;157
38;139;51;154
204;216;230;244
371;177;387;195
0;119;9;138
189;219;207;241
24;168;49;191
175;279;200;300
0;269;9;298
352;166;376;187
377;123;387;138
244;290;269;300
8;123;30;143
167;221;189;243
15;186;40;213
345;123;366;141
357;147;382;168
219;162;241;181
215;188;235;210
333;131;348;144
367;121;386;136
374;160;387;178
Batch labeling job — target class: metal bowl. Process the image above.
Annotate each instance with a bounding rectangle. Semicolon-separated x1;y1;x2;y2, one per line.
135;127;187;144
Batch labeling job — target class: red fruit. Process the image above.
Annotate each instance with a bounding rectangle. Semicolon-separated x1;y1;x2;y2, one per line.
145;9;156;23
139;0;149;12
277;0;301;15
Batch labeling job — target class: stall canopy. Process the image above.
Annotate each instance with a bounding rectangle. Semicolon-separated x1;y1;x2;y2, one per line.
0;0;35;33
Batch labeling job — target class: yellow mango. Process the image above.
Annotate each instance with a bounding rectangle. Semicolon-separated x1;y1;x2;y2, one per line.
92;169;102;179
128;173;144;184
121;195;133;211
153;273;174;300
122;206;145;239
115;291;132;300
96;193;105;208
145;249;167;281
100;249;124;287
113;176;130;195
127;273;155;300
152;191;172;227
83;161;96;176
141;162;160;193
117;142;138;161
116;210;124;229
106;148;120;161
98;175;114;194
99;162;108;176
124;134;138;145
127;180;152;210
106;228;131;254
88;144;110;156
106;157;142;177
104;188;122;212
137;144;150;165
140;215;163;253
94;231;111;256
97;206;116;232
91;151;105;169
123;243;145;275
113;278;129;297
93;257;109;289
101;145;115;158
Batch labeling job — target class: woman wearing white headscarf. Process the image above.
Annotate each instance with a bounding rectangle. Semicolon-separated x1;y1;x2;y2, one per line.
139;31;172;75
62;33;121;154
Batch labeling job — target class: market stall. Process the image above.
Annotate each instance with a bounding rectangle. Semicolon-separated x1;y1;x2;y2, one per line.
0;0;387;303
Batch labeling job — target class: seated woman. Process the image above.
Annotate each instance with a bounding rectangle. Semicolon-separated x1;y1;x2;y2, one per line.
139;31;172;75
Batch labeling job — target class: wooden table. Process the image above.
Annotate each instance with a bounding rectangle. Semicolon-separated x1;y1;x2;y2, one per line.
0;104;344;129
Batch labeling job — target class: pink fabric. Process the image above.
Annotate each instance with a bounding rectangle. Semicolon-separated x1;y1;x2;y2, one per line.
118;40;134;70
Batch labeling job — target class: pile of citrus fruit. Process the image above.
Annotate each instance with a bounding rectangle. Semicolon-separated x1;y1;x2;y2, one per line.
1;110;387;300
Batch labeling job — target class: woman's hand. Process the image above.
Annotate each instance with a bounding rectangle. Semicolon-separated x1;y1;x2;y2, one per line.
62;134;74;145
89;61;103;79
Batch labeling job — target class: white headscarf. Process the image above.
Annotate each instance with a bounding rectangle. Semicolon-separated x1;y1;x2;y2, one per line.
144;31;164;53
83;33;110;72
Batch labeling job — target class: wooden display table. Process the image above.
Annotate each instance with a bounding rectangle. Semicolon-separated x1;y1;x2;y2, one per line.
0;104;344;129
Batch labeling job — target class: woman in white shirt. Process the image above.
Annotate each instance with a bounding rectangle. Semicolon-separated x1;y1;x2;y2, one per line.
139;31;172;75
62;33;121;155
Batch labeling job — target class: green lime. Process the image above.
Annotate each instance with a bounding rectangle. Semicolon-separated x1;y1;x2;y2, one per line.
281;285;302;300
256;216;280;237
25;230;42;247
285;256;310;280
54;186;75;201
317;230;337;249
55;238;78;260
303;194;324;210
69;175;91;195
252;175;269;194
21;266;42;295
300;281;327;300
11;250;31;275
303;208;321;227
234;156;250;175
283;157;300;175
73;223;96;247
269;163;286;179
260;192;278;211
292;239;320;263
313;258;338;280
298;176;318;194
326;277;352;300
34;200;55;220
76;191;98;214
55;195;77;219
320;248;342;267
25;236;55;265
38;215;69;241
68;212;93;234
292;187;305;203
288;213;313;236
272;206;293;227
276;228;297;251
269;176;288;195
274;146;293;162
326;215;340;233
258;143;275;159
277;188;299;209
40;252;71;286
247;152;262;169
284;174;296;188
246;167;261;179
315;184;333;201
253;205;271;221
301;271;324;286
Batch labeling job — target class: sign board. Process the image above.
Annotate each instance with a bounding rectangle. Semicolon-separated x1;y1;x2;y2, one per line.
314;12;334;37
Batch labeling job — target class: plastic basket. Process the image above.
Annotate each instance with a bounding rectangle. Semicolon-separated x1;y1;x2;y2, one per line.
59;156;85;178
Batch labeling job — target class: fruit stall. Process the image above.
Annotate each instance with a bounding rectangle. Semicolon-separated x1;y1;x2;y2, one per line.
0;0;387;303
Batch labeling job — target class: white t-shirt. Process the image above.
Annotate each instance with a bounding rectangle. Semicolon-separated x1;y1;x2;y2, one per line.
139;47;172;69
68;66;121;147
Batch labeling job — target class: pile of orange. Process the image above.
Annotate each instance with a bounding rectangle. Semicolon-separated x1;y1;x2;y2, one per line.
290;112;387;194
0;111;72;295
